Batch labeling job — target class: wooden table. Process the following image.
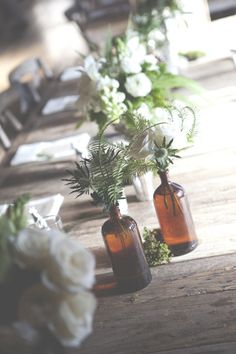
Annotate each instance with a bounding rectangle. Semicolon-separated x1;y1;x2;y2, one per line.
1;60;236;353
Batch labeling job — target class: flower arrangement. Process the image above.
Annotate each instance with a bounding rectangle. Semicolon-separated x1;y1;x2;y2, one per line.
76;28;199;133
0;196;96;351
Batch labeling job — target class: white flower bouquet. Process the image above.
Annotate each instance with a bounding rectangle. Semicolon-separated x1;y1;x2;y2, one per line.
76;29;198;134
0;197;96;351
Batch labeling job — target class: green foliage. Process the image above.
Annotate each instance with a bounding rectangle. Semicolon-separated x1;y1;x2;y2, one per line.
148;70;201;94
118;111;151;139
4;194;29;237
143;227;172;266
64;140;128;210
0;194;29;281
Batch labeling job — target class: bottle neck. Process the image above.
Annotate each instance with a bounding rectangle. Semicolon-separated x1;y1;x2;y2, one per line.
109;204;122;220
158;170;170;186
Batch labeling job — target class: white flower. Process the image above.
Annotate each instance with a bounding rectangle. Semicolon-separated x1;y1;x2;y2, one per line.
125;73;152;97
13;228;52;268
83;55;105;81
126;35;140;51
135;103;152;120
49;290;97;347
120;35;147;74
148;29;165;45
144;54;159;71
114;91;126;103
153;107;171;123
147;39;156;51
121;56;142;74
126;35;146;58
154;123;188;150
97;76;119;91
42;235;95;293
133;43;147;64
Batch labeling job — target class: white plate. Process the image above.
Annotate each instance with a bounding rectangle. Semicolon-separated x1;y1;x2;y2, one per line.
10;133;90;166
42;95;79;115
0;194;64;224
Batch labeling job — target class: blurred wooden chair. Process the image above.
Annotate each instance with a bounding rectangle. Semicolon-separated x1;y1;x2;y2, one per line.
0;90;23;150
65;0;130;49
9;58;53;114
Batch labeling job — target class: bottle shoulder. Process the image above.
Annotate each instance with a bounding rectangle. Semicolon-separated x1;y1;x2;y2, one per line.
154;182;185;197
102;215;137;234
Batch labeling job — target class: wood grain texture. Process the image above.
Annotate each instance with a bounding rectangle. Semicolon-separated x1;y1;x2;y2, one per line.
66;256;236;354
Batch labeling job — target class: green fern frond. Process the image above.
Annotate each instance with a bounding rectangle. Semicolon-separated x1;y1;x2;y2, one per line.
64;139;129;210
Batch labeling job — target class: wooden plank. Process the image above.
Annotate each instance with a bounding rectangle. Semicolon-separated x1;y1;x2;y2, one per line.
68;257;236;354
154;342;236;354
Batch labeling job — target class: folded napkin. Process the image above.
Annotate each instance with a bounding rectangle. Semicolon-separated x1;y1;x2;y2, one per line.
59;67;82;82
10;133;90;166
41;95;79;116
0;204;8;216
0;194;64;224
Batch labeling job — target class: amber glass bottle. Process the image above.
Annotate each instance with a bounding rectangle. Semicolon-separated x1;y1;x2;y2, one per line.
102;205;152;292
153;171;198;256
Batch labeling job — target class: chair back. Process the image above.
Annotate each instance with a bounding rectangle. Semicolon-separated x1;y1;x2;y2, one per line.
8;58;53;113
9;58;53;87
0;90;23;149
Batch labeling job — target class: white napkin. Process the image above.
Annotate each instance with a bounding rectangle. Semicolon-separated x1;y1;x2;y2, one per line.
10;133;90;166
0;204;8;216
59;67;82;82
42;95;79;115
0;194;64;224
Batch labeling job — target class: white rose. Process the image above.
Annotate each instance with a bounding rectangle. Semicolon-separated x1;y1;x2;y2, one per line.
121;56;142;74
13;228;52;268
125;73;152;97
42;236;95;293
49;290;97;347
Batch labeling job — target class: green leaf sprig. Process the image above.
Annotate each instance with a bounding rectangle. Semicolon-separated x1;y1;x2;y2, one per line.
0;194;29;280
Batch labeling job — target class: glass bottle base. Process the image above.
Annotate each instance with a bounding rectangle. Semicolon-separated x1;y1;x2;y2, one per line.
116;270;152;293
170;240;198;257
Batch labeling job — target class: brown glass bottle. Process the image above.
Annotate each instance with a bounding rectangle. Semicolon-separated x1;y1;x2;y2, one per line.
153;171;198;256
102;205;152;292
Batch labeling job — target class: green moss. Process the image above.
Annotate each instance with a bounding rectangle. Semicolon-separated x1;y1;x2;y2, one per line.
143;227;172;267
